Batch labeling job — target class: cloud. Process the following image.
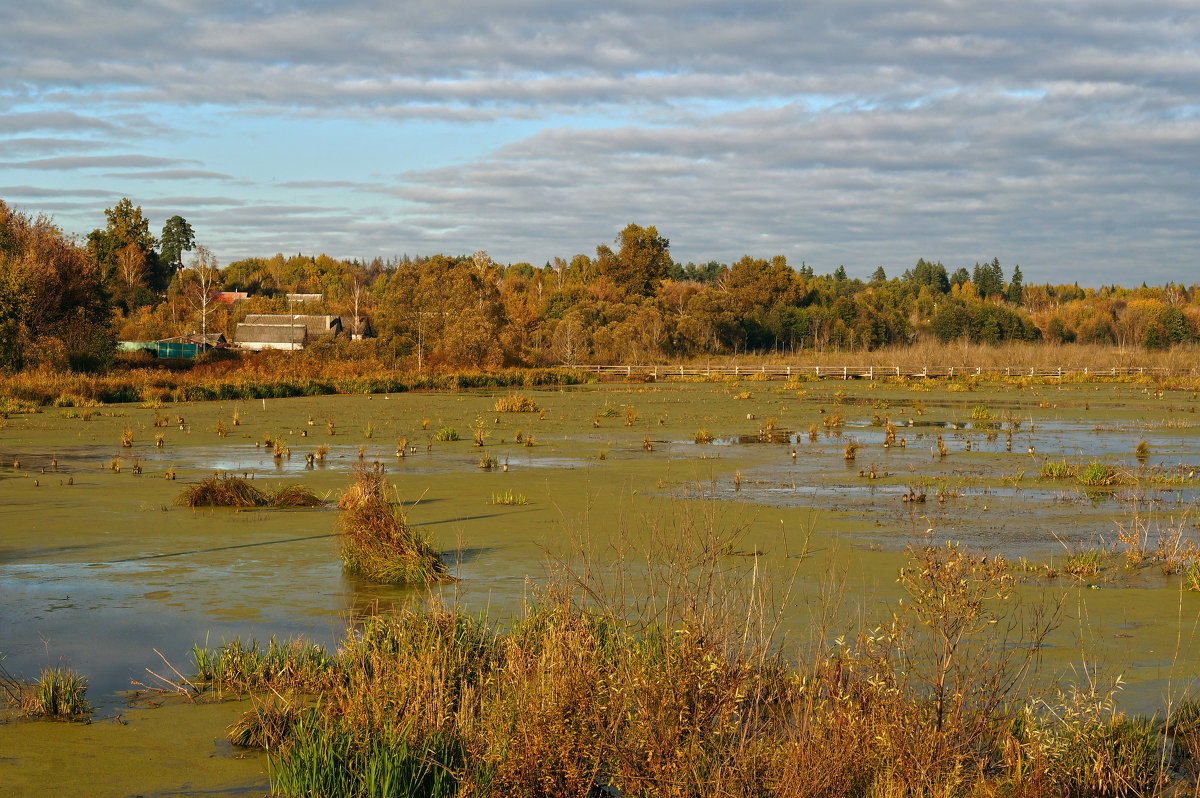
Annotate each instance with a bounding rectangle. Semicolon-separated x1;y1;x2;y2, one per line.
6;154;191;170
106;169;234;180
1;1;1198;282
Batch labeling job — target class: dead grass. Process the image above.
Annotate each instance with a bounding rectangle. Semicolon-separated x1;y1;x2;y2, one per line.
177;475;322;509
336;465;449;585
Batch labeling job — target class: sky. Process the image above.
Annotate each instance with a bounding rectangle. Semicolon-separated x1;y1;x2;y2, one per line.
1;1;1198;285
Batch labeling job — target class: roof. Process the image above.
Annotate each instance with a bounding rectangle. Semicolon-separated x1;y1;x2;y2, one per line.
235;323;309;345
242;314;341;338
339;315;374;337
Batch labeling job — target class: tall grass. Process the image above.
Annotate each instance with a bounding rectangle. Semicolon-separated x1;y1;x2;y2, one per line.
9;667;92;720
494;393;539;412
336;466;448;585
202;502;1200;797
177;475;323;508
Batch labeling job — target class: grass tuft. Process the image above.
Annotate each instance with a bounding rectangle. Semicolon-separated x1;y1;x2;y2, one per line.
337;466;448;585
494;393;539;413
177;475;322;509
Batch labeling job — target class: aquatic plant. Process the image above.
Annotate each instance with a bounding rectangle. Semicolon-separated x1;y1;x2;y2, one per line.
1040;460;1077;479
487;490;527;506
336;466;448;585
1136;440;1150;460
177;475;321;509
435;426;459;442
215;420;228;437
478;453;499;470
470;418;489;446
229;695;305;750
694;428;713;444
494;393;539;413
121;427;133;447
1062;547;1104;578
23;667;91;720
624;405;638;426
1078;462;1124;487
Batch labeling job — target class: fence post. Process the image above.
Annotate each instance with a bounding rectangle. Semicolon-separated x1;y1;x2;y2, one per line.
843;366;848;380
653;366;657;379
787;366;791;378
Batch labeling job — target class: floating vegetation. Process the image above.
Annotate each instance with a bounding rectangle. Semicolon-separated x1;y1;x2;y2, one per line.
478;453;499;470
177;475;322;509
494;393;539;413
1136;440;1151;460
694;428;713;444
336;466;448;585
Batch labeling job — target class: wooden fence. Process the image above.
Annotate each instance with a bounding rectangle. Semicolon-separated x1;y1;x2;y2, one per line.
576;364;1179;380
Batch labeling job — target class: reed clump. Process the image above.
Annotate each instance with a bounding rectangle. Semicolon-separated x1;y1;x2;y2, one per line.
177;475;322;508
9;667;92;720
336;466;448;585
494;393;539;413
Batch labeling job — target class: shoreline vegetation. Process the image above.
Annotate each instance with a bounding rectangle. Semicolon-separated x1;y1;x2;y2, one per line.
2;341;1200;411
176;520;1200;798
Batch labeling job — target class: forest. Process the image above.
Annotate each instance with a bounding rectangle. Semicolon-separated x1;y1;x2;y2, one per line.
2;197;1198;373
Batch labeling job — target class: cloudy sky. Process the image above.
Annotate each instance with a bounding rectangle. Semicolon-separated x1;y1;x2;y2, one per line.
2;1;1197;283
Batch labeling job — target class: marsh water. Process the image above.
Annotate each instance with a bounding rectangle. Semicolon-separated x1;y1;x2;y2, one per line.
3;377;1200;795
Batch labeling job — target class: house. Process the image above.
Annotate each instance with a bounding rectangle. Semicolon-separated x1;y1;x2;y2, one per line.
286;293;324;304
235;314;343;351
339;315;374;340
214;291;248;305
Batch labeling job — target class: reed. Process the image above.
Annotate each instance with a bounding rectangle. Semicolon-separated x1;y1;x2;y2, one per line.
23;667;91;719
336;466;448;585
177;475;322;509
494;393;539;413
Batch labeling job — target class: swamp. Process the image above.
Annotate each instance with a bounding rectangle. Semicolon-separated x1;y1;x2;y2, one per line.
3;374;1200;795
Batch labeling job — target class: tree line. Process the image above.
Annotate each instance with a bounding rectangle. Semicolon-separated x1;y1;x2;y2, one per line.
2;198;1199;372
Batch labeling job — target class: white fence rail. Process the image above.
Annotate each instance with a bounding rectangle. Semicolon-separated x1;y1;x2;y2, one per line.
574;364;1179;380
